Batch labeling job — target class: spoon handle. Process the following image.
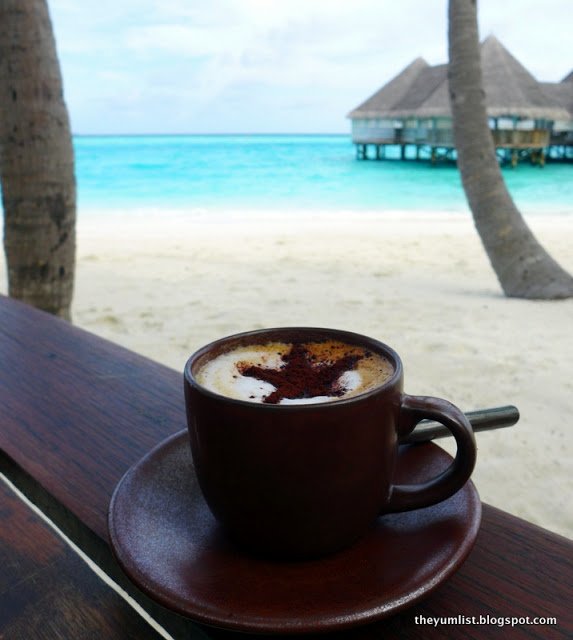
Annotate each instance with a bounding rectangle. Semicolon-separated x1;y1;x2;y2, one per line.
404;405;519;444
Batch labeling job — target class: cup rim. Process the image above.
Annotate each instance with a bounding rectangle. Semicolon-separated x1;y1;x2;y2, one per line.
184;327;403;409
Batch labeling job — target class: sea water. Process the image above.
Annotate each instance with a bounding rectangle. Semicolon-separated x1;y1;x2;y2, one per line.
74;134;573;216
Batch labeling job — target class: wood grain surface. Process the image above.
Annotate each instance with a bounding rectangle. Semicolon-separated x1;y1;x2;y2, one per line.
1;294;571;639
0;479;164;639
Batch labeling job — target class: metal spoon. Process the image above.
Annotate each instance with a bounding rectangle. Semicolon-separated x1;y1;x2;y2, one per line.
404;405;519;444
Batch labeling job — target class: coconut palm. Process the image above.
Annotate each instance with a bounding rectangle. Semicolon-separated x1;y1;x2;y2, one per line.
0;0;76;319
448;0;573;299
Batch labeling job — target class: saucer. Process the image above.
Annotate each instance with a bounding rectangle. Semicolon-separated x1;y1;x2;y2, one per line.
108;430;481;634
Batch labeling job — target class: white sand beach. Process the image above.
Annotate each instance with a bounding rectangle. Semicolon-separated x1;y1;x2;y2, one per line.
3;209;572;538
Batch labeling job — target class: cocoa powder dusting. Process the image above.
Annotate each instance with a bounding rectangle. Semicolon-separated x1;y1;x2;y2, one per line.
239;343;363;404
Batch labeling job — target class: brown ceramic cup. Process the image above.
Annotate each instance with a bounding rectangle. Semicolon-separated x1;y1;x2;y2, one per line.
184;327;476;560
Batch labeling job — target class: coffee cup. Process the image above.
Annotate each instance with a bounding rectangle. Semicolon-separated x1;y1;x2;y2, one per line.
184;327;476;559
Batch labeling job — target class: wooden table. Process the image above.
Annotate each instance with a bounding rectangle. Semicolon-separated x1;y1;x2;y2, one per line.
0;294;571;639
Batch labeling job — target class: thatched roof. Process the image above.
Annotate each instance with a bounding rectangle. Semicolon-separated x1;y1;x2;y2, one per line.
390;64;447;116
347;57;430;119
348;35;570;121
540;81;573;118
479;36;568;119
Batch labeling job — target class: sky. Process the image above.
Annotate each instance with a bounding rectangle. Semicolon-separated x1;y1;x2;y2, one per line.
48;0;572;135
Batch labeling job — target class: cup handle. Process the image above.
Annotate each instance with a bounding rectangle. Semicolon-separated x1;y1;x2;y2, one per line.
385;394;477;512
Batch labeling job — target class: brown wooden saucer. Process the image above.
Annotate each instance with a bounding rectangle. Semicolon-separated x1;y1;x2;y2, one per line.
108;430;481;635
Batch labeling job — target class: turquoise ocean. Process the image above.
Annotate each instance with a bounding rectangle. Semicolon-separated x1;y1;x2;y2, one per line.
75;134;572;216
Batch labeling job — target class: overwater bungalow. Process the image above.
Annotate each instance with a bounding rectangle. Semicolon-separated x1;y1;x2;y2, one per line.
541;73;573;158
348;36;573;165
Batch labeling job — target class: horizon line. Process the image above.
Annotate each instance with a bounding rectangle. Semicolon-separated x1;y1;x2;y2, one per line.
72;132;350;138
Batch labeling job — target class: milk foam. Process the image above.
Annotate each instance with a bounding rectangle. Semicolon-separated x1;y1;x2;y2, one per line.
195;341;392;405
197;348;281;403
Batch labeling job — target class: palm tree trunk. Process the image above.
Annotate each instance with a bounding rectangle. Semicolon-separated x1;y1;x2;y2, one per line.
0;0;76;320
448;0;573;299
